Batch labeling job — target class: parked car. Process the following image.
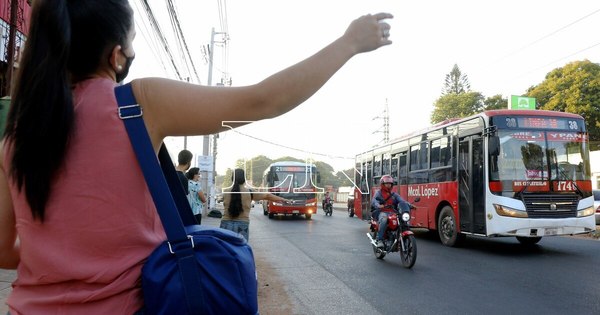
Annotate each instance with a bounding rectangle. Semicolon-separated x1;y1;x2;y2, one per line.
593;189;600;225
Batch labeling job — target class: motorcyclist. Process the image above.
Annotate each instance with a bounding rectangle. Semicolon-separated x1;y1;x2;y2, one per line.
323;191;332;211
371;175;409;248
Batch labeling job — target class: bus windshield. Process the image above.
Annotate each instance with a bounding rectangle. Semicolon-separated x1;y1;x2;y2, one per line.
491;129;590;189
270;168;316;200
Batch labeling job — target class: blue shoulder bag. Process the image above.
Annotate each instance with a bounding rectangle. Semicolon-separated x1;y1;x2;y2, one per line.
115;84;259;315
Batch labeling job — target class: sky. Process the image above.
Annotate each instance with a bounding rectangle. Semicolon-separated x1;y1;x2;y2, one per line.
127;0;600;175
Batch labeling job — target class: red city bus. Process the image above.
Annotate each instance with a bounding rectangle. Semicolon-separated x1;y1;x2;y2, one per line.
353;109;596;246
261;161;320;220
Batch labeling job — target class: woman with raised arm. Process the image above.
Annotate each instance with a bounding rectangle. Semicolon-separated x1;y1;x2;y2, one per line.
0;0;392;313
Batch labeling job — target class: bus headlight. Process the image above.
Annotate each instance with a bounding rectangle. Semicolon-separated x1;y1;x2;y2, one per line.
306;202;316;206
273;202;284;206
577;207;595;217
494;204;528;218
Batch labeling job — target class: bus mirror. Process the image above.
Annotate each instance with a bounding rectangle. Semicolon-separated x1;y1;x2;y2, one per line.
489;136;500;156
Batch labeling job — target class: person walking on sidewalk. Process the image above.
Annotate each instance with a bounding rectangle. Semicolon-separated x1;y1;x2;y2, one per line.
0;0;392;313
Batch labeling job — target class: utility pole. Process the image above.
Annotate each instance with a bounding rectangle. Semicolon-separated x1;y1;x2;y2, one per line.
204;27;229;213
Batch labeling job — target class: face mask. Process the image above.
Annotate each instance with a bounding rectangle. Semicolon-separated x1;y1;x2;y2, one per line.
116;53;135;83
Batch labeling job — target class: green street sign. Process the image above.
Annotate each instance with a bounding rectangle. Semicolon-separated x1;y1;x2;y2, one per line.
510;95;536;110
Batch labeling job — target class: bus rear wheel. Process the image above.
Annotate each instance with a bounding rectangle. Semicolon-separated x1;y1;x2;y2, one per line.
305;214;312;220
438;206;464;247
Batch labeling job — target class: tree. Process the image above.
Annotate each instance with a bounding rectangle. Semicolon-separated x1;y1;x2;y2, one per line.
526;59;600;141
484;94;507;110
336;168;354;187
430;92;484;123
216;156;348;189
442;64;471;95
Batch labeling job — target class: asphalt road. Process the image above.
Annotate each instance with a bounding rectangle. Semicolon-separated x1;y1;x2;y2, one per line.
2;203;598;315
249;204;600;315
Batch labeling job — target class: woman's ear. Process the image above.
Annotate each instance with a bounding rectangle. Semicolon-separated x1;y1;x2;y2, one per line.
109;45;123;73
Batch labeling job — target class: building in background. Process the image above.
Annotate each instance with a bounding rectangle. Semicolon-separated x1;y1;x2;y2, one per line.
0;0;31;96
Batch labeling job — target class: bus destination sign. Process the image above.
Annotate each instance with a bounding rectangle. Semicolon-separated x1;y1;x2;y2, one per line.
517;117;567;129
275;166;306;172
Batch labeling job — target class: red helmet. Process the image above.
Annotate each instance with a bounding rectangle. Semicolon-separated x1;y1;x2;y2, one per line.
380;175;395;186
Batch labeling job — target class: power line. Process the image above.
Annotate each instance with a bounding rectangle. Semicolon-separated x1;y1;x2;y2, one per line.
138;0;183;80
514;40;600;79
165;0;201;83
230;129;354;160
495;7;600;63
132;1;170;74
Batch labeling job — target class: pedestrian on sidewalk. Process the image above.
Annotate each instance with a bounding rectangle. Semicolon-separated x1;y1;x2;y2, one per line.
0;0;392;313
186;167;206;224
221;168;291;241
176;149;193;195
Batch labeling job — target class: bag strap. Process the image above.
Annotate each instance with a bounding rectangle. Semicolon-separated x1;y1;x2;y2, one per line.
115;83;205;314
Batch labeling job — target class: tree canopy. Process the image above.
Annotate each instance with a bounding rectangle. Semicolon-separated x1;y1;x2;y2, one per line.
442;64;471;95
527;59;600;141
430;91;484;123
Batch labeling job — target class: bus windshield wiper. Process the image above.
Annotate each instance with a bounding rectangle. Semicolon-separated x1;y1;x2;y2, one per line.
515;166;543;199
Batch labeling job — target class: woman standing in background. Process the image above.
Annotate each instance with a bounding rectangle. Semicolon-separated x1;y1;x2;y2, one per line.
221;168;290;240
186;167;206;224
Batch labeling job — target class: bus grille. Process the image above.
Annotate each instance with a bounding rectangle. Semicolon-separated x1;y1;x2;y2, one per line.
522;194;579;218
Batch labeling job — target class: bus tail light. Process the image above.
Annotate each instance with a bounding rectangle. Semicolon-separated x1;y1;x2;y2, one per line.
489;181;503;193
494;204;528;218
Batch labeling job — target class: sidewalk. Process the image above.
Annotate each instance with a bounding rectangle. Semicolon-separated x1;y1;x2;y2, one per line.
0;267;16;313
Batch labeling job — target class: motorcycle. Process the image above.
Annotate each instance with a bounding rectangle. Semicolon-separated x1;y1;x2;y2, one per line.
347;196;355;217
324;198;333;216
366;198;420;268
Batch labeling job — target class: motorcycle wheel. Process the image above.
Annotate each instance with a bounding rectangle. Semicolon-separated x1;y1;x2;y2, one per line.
399;235;417;269
371;231;386;259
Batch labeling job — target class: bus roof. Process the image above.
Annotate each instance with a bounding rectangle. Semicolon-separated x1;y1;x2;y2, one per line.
267;161;317;168
484;109;583;119
356;109;585;157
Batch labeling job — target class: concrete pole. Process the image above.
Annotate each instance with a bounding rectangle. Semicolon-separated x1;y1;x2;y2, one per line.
202;28;215;214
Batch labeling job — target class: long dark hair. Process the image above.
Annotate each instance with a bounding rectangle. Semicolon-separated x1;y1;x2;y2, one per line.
3;0;133;221
227;168;246;218
185;167;199;180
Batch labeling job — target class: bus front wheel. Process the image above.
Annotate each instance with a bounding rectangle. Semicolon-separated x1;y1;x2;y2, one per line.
438;206;464;247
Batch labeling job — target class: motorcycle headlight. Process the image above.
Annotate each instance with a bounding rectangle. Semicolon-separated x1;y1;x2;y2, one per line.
402;212;410;222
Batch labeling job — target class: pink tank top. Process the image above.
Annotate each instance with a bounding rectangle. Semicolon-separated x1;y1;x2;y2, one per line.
5;78;166;314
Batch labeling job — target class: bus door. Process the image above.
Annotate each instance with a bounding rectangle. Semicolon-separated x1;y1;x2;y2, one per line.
458;135;486;234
